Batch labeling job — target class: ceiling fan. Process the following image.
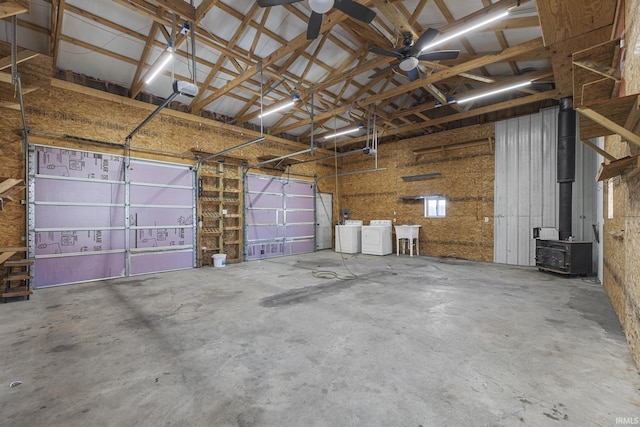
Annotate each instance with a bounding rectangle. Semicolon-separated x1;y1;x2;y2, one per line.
257;0;376;40
369;29;460;81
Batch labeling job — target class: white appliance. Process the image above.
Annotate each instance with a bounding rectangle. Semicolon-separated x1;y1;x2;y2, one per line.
335;220;363;254
361;220;393;255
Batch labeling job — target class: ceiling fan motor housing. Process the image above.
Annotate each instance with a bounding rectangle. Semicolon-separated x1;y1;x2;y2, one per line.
309;0;334;14
402;32;414;47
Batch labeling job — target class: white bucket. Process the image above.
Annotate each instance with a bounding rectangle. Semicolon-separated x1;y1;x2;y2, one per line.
212;254;227;268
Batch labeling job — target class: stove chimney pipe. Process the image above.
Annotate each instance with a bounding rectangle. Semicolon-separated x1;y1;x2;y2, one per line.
557;97;576;240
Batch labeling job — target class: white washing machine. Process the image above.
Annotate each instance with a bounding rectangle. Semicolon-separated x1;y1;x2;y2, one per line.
334;220;363;254
361;220;393;255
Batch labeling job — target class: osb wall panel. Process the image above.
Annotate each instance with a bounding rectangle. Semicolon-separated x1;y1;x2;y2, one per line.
0;102;27;248
0;43;338;252
338;124;495;262
604;0;640;368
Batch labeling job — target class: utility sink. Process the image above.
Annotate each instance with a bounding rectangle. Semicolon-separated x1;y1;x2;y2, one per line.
394;225;421;256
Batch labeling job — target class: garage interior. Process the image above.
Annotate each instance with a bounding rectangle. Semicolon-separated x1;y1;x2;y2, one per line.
1;0;639;425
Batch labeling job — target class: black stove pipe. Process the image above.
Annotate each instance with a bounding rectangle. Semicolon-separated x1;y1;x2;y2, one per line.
557;97;576;240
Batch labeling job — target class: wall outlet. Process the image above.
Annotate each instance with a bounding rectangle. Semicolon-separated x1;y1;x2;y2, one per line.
484;217;489;223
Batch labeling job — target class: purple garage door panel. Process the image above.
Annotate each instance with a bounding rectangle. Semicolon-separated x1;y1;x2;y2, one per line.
32;146;195;287
35;205;125;228
129;162;192;187
285;210;314;223
285;240;315;255
247;177;282;193
35;253;125;288
130;207;194;227
130;251;192;275
36;147;125;181
286;196;314;209
246;225;284;240
35;179;124;204
247;209;280;224
246;174;315;261
130;185;192;206
130;228;193;249
245;242;284;261
248;193;282;209
285;181;314;196
35;230;125;255
285;223;315;238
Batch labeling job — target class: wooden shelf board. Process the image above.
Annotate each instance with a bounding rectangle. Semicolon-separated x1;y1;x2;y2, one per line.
4;259;34;267
401;173;441;181
0;1;30;19
191;149;247;164
2;289;33;298
597;155;639;181
577;94;640;140
573;39;621;106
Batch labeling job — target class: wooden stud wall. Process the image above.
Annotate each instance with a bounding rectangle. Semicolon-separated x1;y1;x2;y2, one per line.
337;123;495;262
602;0;640;369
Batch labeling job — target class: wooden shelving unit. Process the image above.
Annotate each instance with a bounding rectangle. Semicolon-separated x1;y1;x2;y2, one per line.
221;164;243;264
0;247;33;303
197;159;244;266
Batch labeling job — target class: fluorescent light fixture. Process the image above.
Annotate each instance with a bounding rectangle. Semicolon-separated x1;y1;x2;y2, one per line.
145;52;174;84
421;10;509;52
259;95;299;118
323;124;363;140
455;80;531;104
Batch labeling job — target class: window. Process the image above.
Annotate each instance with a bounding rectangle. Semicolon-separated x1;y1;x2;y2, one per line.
424;196;446;218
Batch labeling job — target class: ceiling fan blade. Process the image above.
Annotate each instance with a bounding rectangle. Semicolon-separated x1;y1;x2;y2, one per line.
413;28;439;54
369;63;400;79
307;11;323;40
257;0;303;6
370;47;403;59
334;0;376;23
418;50;460;61
406;67;420;82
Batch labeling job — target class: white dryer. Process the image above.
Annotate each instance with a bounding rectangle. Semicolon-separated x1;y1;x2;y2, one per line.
335;220;363;254
361;220;393;255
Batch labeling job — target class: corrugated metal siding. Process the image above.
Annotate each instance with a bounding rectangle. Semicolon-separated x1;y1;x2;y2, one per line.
494;106;598;267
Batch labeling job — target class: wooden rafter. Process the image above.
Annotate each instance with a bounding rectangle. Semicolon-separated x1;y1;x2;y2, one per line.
5;0;555;147
358;37;544;108
190;2;260;112
50;0;64;76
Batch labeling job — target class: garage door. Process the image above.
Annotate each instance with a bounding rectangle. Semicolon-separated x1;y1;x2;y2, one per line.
245;174;315;261
29;145;195;287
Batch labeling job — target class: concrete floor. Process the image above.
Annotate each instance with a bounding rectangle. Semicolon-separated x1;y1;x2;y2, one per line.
1;251;639;426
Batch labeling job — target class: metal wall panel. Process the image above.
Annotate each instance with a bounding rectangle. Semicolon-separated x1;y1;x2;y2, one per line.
495;106;598;267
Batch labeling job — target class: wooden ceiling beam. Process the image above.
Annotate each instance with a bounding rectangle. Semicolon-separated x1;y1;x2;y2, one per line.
195;0;219;21
130;20;163;99
357;37;545;108
190;2;260;112
50;0;64;76
370;0;418;39
154;0;195;21
337;90;559;146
